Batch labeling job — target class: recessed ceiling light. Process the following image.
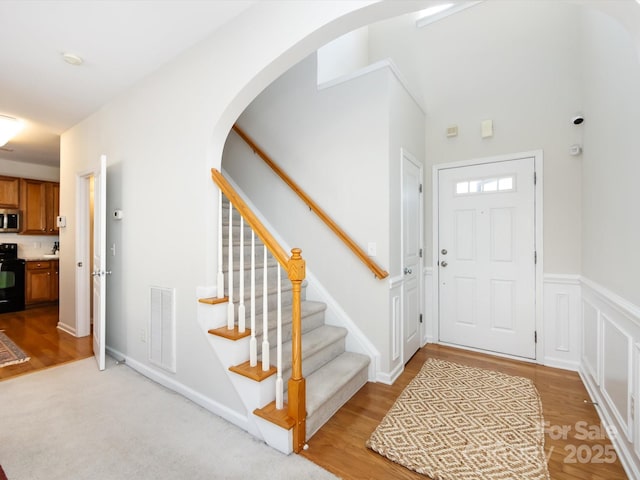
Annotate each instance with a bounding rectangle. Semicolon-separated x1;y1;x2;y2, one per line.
62;53;84;66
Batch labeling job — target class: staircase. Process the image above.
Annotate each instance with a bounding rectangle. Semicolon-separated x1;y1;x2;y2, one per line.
202;191;370;453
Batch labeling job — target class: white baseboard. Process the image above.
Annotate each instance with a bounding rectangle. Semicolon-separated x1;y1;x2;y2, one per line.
579;367;640;480
105;346;250;433
57;322;76;336
376;361;403;385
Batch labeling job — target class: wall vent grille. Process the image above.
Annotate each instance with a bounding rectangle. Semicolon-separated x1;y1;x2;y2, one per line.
149;286;176;373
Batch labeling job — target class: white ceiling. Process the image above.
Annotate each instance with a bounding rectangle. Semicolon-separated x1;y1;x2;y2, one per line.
0;0;256;167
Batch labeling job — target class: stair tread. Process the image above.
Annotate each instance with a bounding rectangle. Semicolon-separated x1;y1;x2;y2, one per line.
305;352;370;416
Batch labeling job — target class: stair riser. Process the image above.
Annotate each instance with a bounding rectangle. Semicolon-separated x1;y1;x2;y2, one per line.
279;336;346;383
222;221;260;236
306;364;369;440
252;308;326;344
223;263;282;287
227;285;307;317
222;244;269;260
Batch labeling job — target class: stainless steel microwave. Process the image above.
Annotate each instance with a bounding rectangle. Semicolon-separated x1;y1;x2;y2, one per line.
0;209;20;233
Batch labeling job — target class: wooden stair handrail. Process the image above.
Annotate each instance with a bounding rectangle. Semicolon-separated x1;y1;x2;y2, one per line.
232;125;389;280
212;167;307;453
212;168;289;269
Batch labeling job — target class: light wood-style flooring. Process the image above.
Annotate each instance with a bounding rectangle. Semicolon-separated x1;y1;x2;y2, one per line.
302;344;628;480
0;305;93;381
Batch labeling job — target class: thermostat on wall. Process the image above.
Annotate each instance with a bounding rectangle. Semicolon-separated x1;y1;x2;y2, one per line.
113;209;124;220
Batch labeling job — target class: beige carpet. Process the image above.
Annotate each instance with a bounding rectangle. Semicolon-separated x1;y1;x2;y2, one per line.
367;358;550;480
0;356;339;480
0;331;30;368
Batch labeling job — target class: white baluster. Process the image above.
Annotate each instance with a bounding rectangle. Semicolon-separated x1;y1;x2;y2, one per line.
261;245;270;371
227;201;235;330
275;266;283;409
238;217;245;333
249;231;257;367
217;191;224;299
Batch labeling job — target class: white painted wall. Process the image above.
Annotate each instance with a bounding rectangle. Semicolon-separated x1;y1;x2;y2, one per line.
368;1;584;272
580;7;640;308
58;0;437;425
225;54;392;371
223;54;424;376
0;158;59;182
317;26;370;85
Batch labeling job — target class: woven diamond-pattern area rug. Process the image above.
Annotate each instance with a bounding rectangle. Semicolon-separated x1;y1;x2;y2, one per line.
0;331;30;368
367;358;550;480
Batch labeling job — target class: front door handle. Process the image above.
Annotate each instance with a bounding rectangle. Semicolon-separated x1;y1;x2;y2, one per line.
441;261;448;267
404;267;412;275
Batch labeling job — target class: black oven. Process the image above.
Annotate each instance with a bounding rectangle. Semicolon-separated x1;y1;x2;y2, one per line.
0;243;25;313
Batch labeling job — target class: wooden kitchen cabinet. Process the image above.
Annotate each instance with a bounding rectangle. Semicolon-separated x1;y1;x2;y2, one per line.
20;179;59;235
26;260;59;305
0;176;20;208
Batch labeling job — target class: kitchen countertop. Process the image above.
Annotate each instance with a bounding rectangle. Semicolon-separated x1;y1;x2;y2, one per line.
23;256;60;262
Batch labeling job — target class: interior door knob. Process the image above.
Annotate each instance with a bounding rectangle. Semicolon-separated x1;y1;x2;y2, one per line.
441;261;448;267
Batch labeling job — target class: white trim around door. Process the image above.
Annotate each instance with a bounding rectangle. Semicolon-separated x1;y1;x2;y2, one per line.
431;150;544;362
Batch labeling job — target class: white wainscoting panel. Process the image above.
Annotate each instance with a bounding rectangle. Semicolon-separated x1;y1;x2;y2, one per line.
543;274;581;370
582;298;600;386
423;267;434;344
388;275;403;378
635;343;640;461
580;277;640;479
601;314;632;441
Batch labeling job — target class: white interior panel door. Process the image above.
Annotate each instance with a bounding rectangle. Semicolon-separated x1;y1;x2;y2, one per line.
93;155;107;370
438;158;536;359
402;152;423;363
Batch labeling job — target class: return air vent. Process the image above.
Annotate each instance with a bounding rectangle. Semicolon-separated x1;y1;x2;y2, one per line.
149;286;176;373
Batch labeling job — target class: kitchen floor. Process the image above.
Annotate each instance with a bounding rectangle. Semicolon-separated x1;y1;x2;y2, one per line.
0;305;93;381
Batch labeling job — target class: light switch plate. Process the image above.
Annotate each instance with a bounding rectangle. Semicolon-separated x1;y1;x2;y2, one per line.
481;119;493;138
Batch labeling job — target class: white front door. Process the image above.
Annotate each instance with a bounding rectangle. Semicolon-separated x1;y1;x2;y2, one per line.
92;155;107;370
438;157;536;359
402;151;423;363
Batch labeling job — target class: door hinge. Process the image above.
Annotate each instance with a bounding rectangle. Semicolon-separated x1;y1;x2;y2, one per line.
419;183;423;193
419;248;423;258
534;251;537;264
534;331;537;343
419;313;423;324
534;172;537;185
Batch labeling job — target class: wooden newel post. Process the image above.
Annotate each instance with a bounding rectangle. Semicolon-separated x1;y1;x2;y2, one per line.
287;248;306;453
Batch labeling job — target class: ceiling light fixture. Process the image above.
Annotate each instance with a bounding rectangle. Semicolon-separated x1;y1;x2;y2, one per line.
0;115;23;147
417;3;455;20
416;1;483;28
62;52;84;66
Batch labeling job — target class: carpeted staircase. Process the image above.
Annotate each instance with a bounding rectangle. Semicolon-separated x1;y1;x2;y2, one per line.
216;196;370;444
